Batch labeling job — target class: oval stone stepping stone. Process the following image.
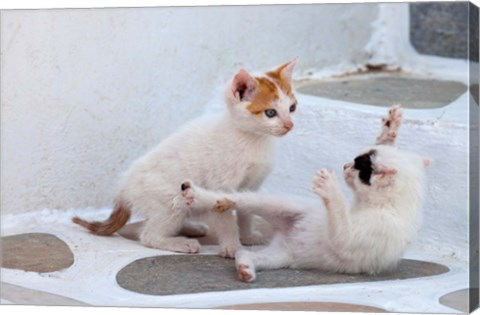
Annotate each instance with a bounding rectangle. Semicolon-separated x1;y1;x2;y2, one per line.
439;288;470;313
1;233;74;273
296;74;468;109
116;255;449;296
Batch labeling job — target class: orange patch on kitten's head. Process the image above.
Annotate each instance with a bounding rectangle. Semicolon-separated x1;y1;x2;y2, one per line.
230;59;298;116
246;59;297;115
246;77;280;115
266;63;295;97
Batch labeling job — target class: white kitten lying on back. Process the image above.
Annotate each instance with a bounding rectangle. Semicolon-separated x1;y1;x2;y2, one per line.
180;105;431;281
72;59;299;258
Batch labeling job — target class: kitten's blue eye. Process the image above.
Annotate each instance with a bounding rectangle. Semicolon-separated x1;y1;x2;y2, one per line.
264;109;277;118
290;103;297;112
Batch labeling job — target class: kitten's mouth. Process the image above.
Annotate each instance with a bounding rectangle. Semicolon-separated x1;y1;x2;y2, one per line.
277;127;293;136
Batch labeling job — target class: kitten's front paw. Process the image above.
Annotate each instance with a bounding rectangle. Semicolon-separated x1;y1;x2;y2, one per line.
180;180;196;206
219;241;240;259
312;169;339;201
377;105;403;144
182;239;201;253
387;104;403;124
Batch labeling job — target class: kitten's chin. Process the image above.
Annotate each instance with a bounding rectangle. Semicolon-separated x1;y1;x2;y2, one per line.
273;128;292;137
343;173;355;188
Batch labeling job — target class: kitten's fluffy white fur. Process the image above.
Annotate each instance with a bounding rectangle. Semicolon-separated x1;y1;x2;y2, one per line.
180;106;430;281
73;60;298;258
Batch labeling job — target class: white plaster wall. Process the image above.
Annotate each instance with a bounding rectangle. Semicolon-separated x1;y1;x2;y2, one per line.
1;4;380;214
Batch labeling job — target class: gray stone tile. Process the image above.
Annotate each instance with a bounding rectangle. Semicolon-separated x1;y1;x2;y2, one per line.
439;288;469;313
218;301;386;312
1;282;89;306
1;233;74;273
116;255;449;296
296;73;467;109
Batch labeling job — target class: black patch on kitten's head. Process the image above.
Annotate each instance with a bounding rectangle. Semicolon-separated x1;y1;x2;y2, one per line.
353;149;376;185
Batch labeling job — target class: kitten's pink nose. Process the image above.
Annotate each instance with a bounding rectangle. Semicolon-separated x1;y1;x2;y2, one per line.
283;121;294;131
344;162;353;170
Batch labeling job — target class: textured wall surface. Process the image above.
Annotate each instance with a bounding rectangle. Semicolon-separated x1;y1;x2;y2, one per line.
470;2;479;61
1;4;379;214
409;2;474;59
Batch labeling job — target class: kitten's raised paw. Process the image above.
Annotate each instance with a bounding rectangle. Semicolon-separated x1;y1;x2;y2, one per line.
237;264;256;282
313;169;338;200
376;105;403;145
384;105;402;129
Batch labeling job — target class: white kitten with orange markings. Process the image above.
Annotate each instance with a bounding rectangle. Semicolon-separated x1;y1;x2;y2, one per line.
180;105;431;281
72;59;299;258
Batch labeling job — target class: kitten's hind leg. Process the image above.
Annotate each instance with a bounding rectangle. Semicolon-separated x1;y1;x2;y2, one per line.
237;212;265;246
179;220;209;237
235;236;292;282
375;104;403;146
139;204;200;254
139;196;200;253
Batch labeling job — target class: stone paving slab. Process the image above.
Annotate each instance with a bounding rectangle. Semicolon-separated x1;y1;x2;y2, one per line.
1;233;74;273
218;301;386;312
1;282;89;306
116;255;450;296
439;288;469;313
296;73;467;109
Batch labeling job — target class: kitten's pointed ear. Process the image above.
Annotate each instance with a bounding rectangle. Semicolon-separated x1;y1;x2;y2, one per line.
276;57;298;82
231;69;257;103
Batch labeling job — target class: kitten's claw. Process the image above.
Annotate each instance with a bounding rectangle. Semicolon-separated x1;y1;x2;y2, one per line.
237;264;255;282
